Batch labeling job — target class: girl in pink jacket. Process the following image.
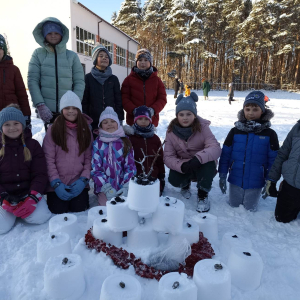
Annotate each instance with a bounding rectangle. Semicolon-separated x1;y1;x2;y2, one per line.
42;91;93;214
164;92;221;213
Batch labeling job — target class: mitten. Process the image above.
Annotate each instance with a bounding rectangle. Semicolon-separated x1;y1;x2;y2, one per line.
105;187;118;200
189;156;202;171
181;162;192;174
36;103;53;123
51;179;72;201
219;174;227;194
116;182;129;197
101;183;113;194
148;107;155;117
1;193;23;213
69;177;88;198
262;180;278;199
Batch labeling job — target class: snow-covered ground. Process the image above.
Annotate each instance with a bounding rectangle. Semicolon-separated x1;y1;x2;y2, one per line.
1;89;300;300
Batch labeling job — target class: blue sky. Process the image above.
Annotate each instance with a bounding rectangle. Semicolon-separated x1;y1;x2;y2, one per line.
80;0;146;23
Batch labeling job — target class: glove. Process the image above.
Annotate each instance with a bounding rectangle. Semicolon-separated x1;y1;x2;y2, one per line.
51;179;72;201
133;108;137;115
188;156;202;171
101;183;113;194
105;187;118;200
1;193;24;213
181;162;192;174
262;180;278;199
116;182;129;197
148;107;155;117
12;190;42;219
24;116;32;130
69;177;88;198
36;103;53;123
219;175;227;194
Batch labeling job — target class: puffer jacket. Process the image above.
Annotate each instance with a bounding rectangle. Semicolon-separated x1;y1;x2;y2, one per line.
42;114;93;191
28;17;85;113
0;56;31;116
121;67;167;126
164;116;221;173
91;137;136;194
268;120;300;189
218;109;279;189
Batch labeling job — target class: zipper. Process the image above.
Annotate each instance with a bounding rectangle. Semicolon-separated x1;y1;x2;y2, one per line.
229;160;234;173
54;47;58;113
3;70;5;84
293;156;300;186
102;85;105;107
143;80;146;105
144;138;148;172
241;134;249;188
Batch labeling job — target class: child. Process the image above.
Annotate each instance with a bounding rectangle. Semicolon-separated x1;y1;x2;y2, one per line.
122;49;167;127
42;91;93;214
184;84;191;97
91;107;136;206
0;35;31;128
202;78;210;100
262;119;300;223
0;105;51;234
218;91;279;211
164;92;221;213
28;17;85;130
125;105;165;196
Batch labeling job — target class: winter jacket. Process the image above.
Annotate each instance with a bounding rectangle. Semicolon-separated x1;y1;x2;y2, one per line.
0;131;48;197
202;81;210;96
174;78;180;92
91;137;136;194
0;56;31;116
126;126;165;180
164;117;221;173
268;120;300;189
218;109;279;189
28;17;85;113
121;67;167;127
228;85;234;98
42;114;93;191
82;73;124;130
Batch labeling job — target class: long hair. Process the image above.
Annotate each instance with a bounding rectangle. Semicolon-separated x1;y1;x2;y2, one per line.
51;109;91;156
167;116;201;133
121;137;132;158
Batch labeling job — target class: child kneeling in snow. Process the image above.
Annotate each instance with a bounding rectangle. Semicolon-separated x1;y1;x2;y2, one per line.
164;92;221;213
91;107;136;205
125;106;165;196
218;91;279;211
42;91;93;214
0;105;51;234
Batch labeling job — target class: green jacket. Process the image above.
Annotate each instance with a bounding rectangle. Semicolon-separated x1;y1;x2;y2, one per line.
202;81;210;96
28;17;85;113
268;121;300;189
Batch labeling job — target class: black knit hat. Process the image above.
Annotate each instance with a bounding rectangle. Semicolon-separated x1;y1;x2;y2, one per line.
0;35;7;57
135;49;153;66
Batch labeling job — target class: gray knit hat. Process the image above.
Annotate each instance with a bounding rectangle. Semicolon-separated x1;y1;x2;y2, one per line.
0;107;26;131
92;44;112;66
60;91;82;112
98;106;120;128
244;91;265;113
135;49;153;66
175;92;198;116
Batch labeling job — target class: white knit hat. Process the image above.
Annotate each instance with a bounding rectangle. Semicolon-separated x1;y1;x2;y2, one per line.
98;106;120;128
59;91;82;112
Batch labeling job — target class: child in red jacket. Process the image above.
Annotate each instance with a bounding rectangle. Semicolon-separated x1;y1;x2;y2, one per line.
125;106;165;195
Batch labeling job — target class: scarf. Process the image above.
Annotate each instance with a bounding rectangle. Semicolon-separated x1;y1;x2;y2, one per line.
99;126;126;165
234;120;270;133
172;125;193;141
65;120;77;129
91;66;112;85
133;123;155;138
133;66;153;80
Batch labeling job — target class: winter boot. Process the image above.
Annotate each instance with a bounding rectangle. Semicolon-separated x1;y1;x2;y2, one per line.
197;189;210;213
180;183;191;199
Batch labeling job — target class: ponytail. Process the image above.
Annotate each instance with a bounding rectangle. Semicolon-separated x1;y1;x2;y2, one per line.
0;133;5;159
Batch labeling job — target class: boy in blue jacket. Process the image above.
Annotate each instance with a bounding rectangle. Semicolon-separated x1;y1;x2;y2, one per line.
218;91;279;211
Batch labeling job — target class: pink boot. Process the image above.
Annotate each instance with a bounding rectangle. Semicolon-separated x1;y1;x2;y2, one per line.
97;192;108;206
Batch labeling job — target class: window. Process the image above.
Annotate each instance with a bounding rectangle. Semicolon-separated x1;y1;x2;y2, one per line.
116;46;126;67
100;38;113;58
76;26;95;56
128;52;135;69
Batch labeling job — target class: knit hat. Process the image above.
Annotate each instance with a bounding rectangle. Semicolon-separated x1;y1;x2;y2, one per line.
42;21;63;38
135;49;153;66
98;106;120;128
134;106;152;123
0;34;7;57
0;107;26;131
59;91;82;112
244;91;265;113
175;92;198;116
92;44;112;66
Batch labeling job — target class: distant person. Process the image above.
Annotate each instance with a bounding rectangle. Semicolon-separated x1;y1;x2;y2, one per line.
264;95;270;108
174;76;180;98
179;79;184;94
184;84;191;97
228;83;234;105
28;17;85;131
202;78;210;100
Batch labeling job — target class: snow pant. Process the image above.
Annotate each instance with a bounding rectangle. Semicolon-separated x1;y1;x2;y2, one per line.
0;198;51;234
47;189;89;214
275;180;300;223
168;161;216;192
228;183;261;211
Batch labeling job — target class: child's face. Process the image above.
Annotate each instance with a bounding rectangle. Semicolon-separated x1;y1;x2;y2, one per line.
97;51;109;70
137;58;151;70
177;110;196;127
244;105;263;121
2;121;23;139
45;32;62;45
62;106;78;123
101;118;118;133
136;117;150;127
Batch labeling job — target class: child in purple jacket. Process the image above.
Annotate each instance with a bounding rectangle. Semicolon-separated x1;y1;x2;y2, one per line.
91;107;136;206
0;105;51;234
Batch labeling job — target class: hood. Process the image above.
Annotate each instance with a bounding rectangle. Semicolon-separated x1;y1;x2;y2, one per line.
198;116;211;128
123;124;157;136
0;55;13;66
32;17;69;54
237;108;274;123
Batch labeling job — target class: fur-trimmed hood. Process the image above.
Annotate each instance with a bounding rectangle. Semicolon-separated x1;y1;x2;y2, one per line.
123;124;157;136
237;108;274;123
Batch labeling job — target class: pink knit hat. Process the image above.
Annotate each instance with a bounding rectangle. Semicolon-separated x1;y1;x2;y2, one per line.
98;107;120;128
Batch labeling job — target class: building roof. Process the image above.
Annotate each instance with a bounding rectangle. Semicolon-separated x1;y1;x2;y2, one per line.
77;2;140;45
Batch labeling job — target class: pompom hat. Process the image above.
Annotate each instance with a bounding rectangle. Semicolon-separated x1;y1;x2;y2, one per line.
0;107;26;132
59;91;82;112
98;106;120;128
175;92;198;116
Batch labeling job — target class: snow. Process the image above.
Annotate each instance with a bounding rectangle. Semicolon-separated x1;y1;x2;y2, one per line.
48;213;79;238
193;213;218;245
1;89;300;299
87;206;107;231
168;220;199;245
